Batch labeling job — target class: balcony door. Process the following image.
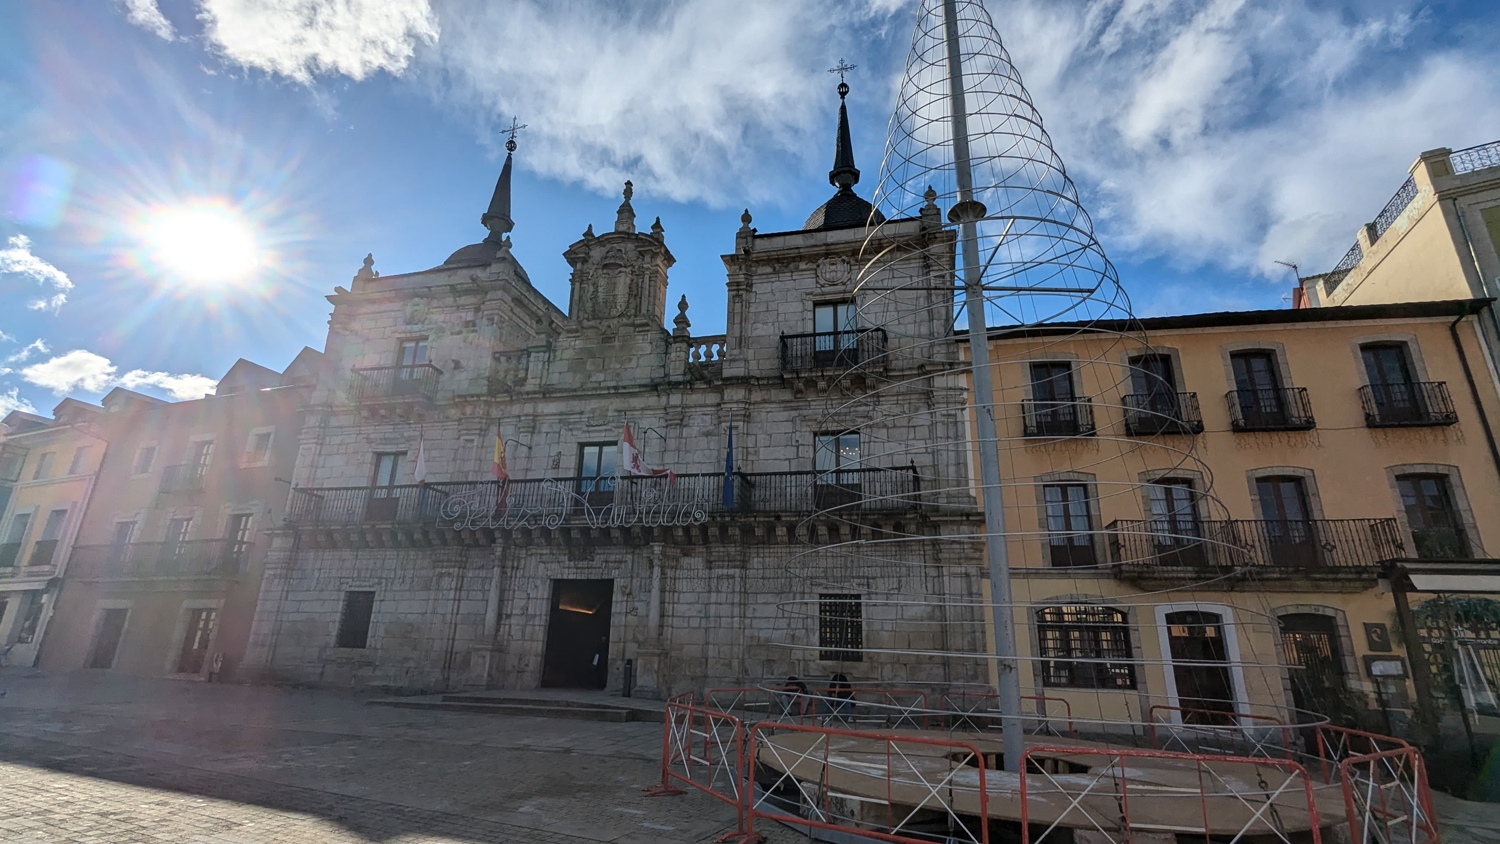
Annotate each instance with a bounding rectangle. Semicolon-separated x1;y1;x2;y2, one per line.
1;512;30;568
814;432;862;511
1231;351;1286;427
577;443;618;508
1165;610;1238;724
1030;361;1078;435
1397;474;1469;558
1362;343;1421;423
31;508;68;567
813;302;858;367
366;452;404;522
1131;355;1179;412
1256;476;1318;568
225;513;252;571
188;440;214;482
1148;479;1205;566
1043;483;1095;567
176;607;218;674
108;521;136;567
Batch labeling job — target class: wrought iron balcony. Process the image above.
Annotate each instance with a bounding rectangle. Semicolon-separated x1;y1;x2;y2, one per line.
779;329;888;374
158;463;207;494
26;539;58;568
1358;382;1458;428
287;467;924;527
1122;392;1204;436
67;539;251;579
1023;398;1095;437
1225;387;1315;431
350;364;442;403
1107;518;1404;575
0;541;19;569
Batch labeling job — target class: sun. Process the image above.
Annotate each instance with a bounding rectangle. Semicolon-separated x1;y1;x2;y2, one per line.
142;201;259;285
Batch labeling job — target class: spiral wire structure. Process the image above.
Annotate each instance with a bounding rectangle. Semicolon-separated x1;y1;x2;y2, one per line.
760;0;1338;750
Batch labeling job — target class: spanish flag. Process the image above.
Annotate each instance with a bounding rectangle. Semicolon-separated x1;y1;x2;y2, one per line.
492;426;508;481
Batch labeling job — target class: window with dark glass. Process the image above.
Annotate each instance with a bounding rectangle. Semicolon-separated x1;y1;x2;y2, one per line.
165;516;192;560
366;452;405;520
818;594;863;662
30;508;68;566
188;440;214;479
1255;476;1318;567
1;512;31;568
814;432;862;509
812;301;859;365
226;513;253;565
1043;483;1095;567
1130;355;1178;404
1396;473;1470;559
1029;361;1081;434
335;590;376;649
577;443;619;506
1362;343;1421;423
14;593;45;644
32;451;54;481
1231;351;1286;426
1147;479;1205;565
108;520;136;566
132;445;156;475
1036;605;1136;689
397;338;429;369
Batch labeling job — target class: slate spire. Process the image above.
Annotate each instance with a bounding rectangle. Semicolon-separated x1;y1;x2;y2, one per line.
481;146;515;244
829;78;860;191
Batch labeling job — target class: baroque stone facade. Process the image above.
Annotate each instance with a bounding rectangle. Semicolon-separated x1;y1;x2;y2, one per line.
242;106;987;697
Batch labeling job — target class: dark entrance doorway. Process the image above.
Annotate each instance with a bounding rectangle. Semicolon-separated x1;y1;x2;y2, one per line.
540;579;613;689
176;607;218;674
88;608;129;669
1166;610;1237;724
1279;613;1351;724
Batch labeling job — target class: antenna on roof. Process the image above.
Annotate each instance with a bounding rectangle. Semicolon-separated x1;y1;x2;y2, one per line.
1274;259;1301;280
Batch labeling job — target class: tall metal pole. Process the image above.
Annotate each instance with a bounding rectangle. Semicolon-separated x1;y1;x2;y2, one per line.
942;0;1023;772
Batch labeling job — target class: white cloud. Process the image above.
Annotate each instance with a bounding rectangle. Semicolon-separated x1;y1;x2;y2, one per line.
0;235;74;312
5;340;50;365
121;0;176;40
997;0;1500;277
0;388;37;419
22;351;117;394
0;329;14;344
118;370;218;400
19;350;216;400
196;0;439;83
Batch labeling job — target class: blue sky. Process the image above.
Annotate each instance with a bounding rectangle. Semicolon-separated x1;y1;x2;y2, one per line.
2;0;1499;418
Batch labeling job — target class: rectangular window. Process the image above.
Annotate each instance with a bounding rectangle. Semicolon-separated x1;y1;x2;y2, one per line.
1043;483;1095;567
1;512;31;568
818;594;863;662
15;593;46;644
226;513;253;565
67;446;92;475
176;607;219;674
32;509;68;565
335;590;377;649
1230;350;1288;427
372;452;404;488
813;301;859;362
1036;605;1137;689
109;521;137;565
1028;362;1084;435
397;338;429;372
189;440;215;478
1362;343;1422;423
366;453;406;521
32;452;54;481
1129;354;1178;397
814;432;862;510
40;508;68;541
577;443;618;496
1397;473;1470;559
244;430;274;466
165;517;193;560
132;445;157;475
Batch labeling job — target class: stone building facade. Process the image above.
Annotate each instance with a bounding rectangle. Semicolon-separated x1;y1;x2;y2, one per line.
242;95;987;696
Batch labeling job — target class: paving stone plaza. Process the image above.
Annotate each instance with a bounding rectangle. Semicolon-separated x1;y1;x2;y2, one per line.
0;671;815;844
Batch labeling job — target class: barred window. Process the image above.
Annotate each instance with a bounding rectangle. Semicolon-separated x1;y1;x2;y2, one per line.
1036;605;1136;689
819;594;863;662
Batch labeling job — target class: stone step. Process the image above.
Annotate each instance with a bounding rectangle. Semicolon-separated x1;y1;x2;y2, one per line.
441;693;629;710
366;696;663;723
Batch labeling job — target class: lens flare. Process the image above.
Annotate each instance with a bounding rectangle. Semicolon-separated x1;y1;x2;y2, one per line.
141;201;258;285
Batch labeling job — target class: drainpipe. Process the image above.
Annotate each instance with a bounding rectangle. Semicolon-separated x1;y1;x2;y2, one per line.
1449;310;1500;488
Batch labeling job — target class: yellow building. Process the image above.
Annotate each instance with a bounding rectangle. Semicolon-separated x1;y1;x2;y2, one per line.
971;298;1500;741
0;399;107;667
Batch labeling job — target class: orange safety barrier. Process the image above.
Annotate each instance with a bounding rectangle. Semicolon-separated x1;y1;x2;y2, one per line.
645;695;748;841
704;686;810;722
940;690;1078;737
1020;744;1324;844
1147;704;1296;760
706;685;930;729
741;721;991;844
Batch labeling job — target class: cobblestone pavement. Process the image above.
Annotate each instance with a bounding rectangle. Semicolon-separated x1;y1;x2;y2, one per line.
0;671;800;843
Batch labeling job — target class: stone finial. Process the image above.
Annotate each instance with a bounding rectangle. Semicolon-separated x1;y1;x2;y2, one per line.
355;253;378;281
672;294;691;336
739;209;753;232
651;216;664;239
584;223;595;239
615;180;636;234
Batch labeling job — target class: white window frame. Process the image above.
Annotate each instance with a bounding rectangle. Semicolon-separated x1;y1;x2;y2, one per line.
1152;602;1251;723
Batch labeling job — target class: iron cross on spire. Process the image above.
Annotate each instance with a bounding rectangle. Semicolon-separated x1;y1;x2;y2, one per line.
828;58;856;99
503;116;527;153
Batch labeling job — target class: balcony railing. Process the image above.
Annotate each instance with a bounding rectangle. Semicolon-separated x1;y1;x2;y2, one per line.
350;364;442;403
158;464;207;494
0;541;20;569
1226;387;1315;431
27;538;59;568
287;467;923;526
1023;398;1095;437
779;329;888;374
1358;382;1458;427
67;539;252;579
1108;518;1405;573
1451;140;1500;175
1122;392;1204;436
